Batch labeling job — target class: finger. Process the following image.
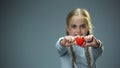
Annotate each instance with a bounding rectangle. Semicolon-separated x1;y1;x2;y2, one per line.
88;35;93;42
64;36;70;42
65;41;75;47
84;35;93;43
64;36;74;43
69;36;74;43
84;36;89;42
83;42;92;47
71;36;76;42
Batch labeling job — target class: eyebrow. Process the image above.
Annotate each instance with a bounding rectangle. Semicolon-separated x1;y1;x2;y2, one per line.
80;23;86;26
70;23;86;26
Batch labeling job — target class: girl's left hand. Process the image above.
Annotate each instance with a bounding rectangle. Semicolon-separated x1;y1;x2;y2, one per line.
83;35;99;47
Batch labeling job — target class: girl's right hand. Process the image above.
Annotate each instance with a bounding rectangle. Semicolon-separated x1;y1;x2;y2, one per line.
60;36;76;47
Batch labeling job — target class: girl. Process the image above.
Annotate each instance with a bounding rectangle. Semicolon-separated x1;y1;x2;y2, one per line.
56;8;103;68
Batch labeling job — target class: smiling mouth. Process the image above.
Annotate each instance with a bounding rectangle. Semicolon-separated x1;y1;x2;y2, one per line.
74;34;83;36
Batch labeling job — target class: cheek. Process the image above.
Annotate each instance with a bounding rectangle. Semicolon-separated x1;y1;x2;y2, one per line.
82;29;89;34
69;29;74;34
67;28;73;34
68;29;76;35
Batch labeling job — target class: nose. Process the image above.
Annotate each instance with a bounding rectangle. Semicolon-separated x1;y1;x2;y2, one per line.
76;27;81;33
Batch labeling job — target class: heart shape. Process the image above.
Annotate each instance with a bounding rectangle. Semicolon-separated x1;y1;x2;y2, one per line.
75;37;85;47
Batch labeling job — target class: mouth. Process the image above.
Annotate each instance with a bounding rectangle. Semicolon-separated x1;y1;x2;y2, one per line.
74;34;83;36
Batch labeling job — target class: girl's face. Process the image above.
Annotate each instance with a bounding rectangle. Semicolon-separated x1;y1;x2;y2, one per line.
67;16;89;36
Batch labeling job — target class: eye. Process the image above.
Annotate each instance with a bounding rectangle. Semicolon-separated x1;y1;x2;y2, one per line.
80;24;86;28
71;24;77;28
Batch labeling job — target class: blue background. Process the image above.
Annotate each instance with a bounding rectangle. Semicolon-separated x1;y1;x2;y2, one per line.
0;0;120;68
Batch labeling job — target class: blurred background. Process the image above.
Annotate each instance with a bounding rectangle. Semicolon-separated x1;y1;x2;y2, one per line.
0;0;120;68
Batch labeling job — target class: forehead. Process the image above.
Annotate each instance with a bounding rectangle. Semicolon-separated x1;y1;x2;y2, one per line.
69;16;85;25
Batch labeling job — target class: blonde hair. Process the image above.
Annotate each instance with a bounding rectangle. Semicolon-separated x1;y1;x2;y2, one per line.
66;8;92;35
66;8;92;68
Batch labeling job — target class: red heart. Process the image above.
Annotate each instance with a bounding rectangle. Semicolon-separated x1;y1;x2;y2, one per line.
75;37;85;47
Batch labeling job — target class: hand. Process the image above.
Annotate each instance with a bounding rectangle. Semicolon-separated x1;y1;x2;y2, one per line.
60;36;76;47
83;35;99;47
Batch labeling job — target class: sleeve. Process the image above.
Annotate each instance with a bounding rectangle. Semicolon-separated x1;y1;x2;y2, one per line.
92;40;104;60
56;37;68;56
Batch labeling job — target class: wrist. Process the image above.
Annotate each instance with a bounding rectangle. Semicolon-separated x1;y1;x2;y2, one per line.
60;39;64;46
94;40;100;48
